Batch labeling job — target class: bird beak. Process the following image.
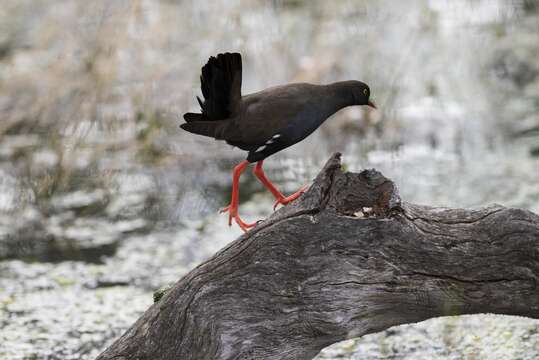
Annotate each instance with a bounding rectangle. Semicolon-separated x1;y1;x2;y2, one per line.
368;100;377;109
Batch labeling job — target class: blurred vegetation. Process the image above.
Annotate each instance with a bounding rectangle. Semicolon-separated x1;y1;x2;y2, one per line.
0;1;538;360
1;0;538;211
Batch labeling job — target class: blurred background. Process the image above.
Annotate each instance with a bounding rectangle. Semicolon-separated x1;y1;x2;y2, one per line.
1;0;538;359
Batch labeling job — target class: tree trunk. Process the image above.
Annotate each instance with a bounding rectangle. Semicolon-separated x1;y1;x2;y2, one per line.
97;153;539;360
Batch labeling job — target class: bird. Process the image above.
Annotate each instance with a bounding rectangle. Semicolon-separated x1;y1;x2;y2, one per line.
181;52;377;232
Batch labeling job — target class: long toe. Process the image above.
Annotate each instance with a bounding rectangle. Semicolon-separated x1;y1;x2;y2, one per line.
219;205;230;214
219;205;234;226
234;215;257;232
273;185;308;210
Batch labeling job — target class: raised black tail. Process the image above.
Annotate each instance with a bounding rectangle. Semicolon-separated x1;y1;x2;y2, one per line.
196;52;242;121
181;53;242;138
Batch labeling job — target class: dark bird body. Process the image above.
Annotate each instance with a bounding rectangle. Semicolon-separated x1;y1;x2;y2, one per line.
181;52;376;230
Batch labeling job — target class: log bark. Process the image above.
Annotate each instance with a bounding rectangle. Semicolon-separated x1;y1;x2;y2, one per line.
97;153;539;360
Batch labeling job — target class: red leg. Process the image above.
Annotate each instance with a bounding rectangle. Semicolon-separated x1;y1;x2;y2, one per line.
252;160;307;210
220;160;257;232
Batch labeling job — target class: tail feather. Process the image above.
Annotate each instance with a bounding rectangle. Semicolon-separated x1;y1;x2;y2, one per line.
181;53;242;140
198;52;242;121
180;121;219;138
197;96;204;110
183;112;207;123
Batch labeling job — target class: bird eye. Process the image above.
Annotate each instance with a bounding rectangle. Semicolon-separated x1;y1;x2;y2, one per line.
363;89;368;96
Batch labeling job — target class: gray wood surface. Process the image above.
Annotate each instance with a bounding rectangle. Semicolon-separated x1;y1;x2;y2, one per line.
97;153;539;360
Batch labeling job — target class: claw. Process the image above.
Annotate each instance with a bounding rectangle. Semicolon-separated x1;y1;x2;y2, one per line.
219;206;230;214
218;206;233;226
221;202;257;231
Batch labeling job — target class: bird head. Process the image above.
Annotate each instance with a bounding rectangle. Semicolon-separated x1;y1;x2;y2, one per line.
354;82;377;109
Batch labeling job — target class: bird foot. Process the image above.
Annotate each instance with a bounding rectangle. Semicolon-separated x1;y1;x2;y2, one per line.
273;185;308;210
219;205;257;232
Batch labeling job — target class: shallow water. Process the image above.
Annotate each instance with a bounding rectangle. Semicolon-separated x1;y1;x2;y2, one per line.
2;140;538;359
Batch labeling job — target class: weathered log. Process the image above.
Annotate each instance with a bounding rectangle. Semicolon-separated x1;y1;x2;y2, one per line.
97;153;539;360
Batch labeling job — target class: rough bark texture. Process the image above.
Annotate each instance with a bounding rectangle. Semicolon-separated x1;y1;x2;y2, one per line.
97;153;539;360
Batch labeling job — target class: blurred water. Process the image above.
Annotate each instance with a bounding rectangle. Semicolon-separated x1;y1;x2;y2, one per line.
1;0;538;359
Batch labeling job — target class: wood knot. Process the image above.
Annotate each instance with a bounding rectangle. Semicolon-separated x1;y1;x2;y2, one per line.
327;168;401;217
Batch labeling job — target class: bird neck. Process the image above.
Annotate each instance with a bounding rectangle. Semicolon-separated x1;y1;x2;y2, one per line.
325;81;359;109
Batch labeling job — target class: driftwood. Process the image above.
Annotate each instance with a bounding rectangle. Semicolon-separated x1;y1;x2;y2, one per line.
97;153;539;360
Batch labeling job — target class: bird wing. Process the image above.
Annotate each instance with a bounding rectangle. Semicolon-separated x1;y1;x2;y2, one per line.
199;52;242;121
222;84;316;142
245;129;295;162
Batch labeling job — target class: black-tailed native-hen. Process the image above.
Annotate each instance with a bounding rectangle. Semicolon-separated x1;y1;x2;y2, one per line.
181;52;377;231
